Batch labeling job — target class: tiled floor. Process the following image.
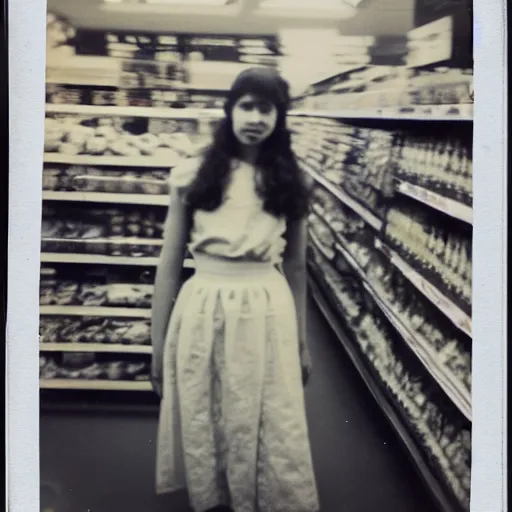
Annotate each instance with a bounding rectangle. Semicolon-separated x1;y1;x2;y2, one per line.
40;297;438;512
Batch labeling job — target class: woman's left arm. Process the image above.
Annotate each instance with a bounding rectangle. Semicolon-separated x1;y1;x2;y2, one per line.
282;216;312;385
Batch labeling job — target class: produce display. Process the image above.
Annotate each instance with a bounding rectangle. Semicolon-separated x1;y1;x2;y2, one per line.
308;244;471;511
40;317;151;346
40;353;150;382
44;113;206;158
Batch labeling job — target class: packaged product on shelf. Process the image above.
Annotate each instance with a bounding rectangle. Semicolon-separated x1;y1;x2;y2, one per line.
384;204;471;310
40;317;151;346
394;134;472;205
44;112;203;161
105;284;153;308
40;352;151;382
309;246;470;509
40;277;59;306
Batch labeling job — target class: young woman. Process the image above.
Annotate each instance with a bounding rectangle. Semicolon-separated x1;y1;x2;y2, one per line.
151;67;319;512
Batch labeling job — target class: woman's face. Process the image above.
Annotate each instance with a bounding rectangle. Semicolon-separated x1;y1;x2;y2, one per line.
231;94;278;147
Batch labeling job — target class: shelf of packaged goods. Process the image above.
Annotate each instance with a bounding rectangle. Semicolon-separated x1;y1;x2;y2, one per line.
45;103;225;119
309;207;471;420
42;190;169;206
374;238;471;338
361;282;471;421
43;153;181;168
39;306;152;318
396;181;472;225
40;343;152;354
44;102;474;122
41;252;159;266
292;103;473;121
304;165;383;231
40;379;153;391
307;272;459;512
40;253;196;269
308;229;335;261
336;239;470;419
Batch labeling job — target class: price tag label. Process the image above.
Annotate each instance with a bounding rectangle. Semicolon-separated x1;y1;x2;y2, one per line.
393;251;472;336
399;181;472;223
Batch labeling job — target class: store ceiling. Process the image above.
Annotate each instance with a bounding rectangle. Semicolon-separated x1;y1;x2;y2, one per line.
47;0;415;36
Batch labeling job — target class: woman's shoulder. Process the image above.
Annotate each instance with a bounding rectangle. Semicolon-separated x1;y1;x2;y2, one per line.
168;155;203;189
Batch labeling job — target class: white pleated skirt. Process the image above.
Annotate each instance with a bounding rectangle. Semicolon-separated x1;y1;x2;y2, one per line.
156;253;319;512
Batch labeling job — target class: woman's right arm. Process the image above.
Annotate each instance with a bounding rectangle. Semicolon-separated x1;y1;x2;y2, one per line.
150;184;190;397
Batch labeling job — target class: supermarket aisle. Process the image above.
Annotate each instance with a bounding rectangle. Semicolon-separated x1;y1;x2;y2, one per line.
40;296;437;512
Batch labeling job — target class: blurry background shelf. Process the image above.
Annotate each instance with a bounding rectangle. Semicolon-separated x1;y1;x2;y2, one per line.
374;238;472;338
40;306;152;318
43;153;180;168
292;104;473;121
305;165;383;231
41;252;159;266
46;103;224;119
307;273;459;512
40;379;152;391
40;252;195;268
328;236;471;420
40;343;152;354
42;190;169;205
396;180;472;224
309;229;335;261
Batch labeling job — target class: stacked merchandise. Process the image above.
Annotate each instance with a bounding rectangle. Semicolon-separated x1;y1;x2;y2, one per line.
39;265;155;388
39;108;210;391
44;112;214;159
41;20;278;393
289;16;473;117
291;115;472;512
47;20;280;109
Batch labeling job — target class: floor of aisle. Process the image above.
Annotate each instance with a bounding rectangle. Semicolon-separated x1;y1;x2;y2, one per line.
40;296;439;512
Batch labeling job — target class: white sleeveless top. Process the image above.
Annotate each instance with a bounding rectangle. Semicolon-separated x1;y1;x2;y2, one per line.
169;157;287;265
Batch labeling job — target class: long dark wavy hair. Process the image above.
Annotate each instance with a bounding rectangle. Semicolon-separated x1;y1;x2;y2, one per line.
186;67;310;221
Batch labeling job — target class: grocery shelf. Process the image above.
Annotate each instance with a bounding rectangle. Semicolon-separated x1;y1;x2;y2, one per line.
310;209;471;420
40;343;152;354
40;379;153;391
309;229;335;261
41;252;160;266
292;103;473;121
43;153;180;168
40;306;152;318
42;190;169;206
44;103;473;123
374;238;472;338
396;180;472;224
40;252;196;269
307;272;459;512
304;165;383;231
46;103;224;119
362;282;471;421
